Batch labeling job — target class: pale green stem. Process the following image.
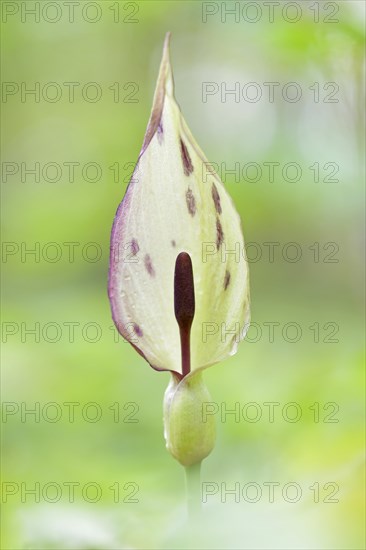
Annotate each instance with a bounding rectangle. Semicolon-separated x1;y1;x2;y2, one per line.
185;462;202;520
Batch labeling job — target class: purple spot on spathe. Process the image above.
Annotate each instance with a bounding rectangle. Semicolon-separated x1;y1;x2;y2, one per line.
133;323;143;337
224;270;231;290
212;182;222;215
131;239;139;256
157;120;164;144
186;188;196;216
216;218;224;250
144;254;155;276
180;138;194;176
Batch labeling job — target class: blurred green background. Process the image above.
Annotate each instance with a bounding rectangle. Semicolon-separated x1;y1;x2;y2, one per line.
1;1;365;548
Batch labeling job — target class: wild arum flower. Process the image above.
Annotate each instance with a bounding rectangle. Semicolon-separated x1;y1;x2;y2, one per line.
108;32;250;495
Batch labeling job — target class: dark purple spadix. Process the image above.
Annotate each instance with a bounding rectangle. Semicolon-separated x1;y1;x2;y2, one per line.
174;252;195;377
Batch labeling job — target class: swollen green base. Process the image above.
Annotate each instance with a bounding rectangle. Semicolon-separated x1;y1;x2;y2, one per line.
163;372;216;467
